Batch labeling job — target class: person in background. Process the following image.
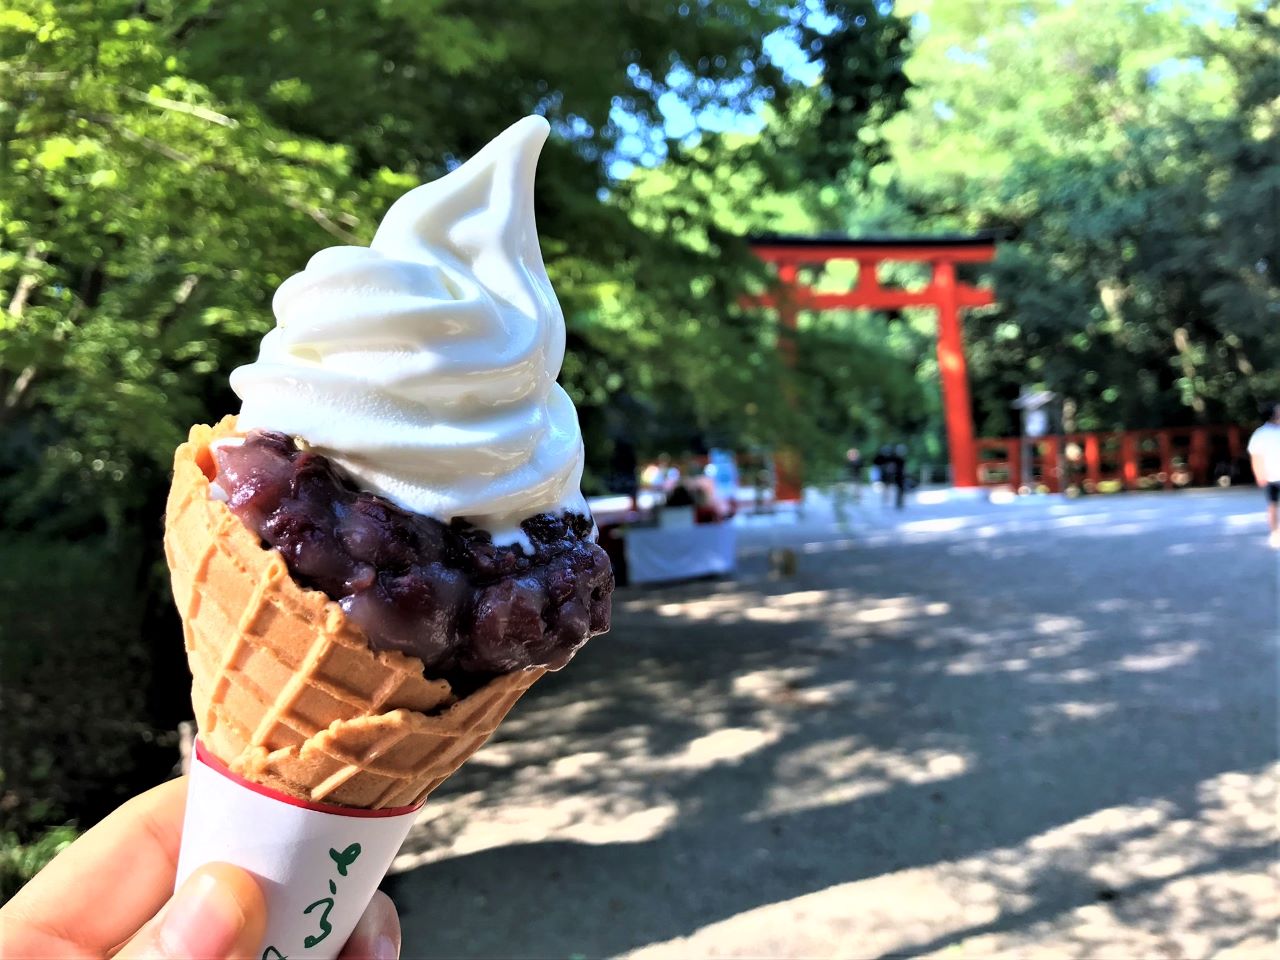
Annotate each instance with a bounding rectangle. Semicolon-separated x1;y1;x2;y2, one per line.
872;445;894;507
845;447;864;502
639;452;679;500
639;459;663;490
890;444;908;510
609;438;639;509
664;480;696;509
676;458;722;523
1247;401;1280;549
662;453;681;493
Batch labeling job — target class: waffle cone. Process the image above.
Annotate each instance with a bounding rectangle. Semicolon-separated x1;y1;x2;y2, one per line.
164;417;546;809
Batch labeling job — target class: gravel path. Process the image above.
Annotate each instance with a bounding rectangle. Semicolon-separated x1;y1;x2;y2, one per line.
390;488;1278;959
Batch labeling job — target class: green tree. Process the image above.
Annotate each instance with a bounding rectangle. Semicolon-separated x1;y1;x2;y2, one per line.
1;0;911;532
968;2;1280;432
0;0;912;837
834;0;1278;439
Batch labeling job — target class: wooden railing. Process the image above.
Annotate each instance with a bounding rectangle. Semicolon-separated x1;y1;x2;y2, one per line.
976;425;1247;493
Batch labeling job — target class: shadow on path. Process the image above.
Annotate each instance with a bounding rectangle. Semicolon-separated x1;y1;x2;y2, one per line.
390;492;1277;958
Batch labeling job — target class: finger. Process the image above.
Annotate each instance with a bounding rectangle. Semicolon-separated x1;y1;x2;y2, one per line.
337;891;401;960
116;862;266;960
2;778;187;955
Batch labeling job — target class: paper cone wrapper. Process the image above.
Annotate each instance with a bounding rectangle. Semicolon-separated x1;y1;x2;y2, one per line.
177;741;419;960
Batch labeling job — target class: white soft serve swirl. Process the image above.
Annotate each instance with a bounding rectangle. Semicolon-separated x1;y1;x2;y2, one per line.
230;116;587;544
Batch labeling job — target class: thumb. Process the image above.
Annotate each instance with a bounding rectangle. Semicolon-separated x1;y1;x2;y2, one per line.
117;862;267;960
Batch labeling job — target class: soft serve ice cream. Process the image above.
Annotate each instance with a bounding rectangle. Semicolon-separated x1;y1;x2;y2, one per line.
209;117;612;674
231;115;587;546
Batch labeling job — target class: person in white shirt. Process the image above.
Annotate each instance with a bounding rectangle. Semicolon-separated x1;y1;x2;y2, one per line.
1247;401;1280;548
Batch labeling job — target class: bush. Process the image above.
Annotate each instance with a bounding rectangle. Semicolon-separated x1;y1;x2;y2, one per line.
0;825;77;903
0;536;169;846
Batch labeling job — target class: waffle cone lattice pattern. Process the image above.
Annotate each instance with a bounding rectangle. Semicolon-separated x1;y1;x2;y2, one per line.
164;418;545;808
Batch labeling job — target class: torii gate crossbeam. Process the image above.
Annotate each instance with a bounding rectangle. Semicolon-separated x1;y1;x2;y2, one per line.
746;233;1000;493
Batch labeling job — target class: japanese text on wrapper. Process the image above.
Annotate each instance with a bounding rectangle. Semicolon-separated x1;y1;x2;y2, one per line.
260;843;362;960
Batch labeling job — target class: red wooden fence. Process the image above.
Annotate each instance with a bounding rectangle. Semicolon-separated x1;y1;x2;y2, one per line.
976;425;1246;493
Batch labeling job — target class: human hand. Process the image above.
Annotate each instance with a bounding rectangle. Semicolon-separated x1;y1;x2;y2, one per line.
0;778;401;959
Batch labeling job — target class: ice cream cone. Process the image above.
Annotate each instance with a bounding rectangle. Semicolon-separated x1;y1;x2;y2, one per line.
164;416;546;809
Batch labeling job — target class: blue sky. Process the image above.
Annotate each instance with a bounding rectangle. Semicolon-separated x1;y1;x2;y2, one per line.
607;23;825;178
603;0;1237;179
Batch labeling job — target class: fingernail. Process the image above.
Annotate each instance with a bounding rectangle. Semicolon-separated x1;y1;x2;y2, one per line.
374;933;400;960
158;870;247;958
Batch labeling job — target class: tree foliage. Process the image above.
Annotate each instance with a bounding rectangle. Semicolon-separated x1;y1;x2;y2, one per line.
0;0;912;838
0;0;910;532
879;0;1279;436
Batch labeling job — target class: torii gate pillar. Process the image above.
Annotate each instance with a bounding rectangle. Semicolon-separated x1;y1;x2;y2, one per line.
932;259;979;488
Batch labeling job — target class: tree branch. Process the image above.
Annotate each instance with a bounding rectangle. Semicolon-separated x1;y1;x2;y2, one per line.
1;243;44;415
283;196;361;245
0;294;83;425
124;88;237;127
0;63;70;82
8;243;41;317
157;275;200;335
4;365;36;410
170;2;228;43
1172;326;1207;415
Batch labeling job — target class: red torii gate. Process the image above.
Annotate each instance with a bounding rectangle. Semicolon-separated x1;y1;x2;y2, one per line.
746;233;999;496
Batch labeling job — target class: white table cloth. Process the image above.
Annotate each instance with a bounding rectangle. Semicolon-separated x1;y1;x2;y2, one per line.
624;523;737;585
